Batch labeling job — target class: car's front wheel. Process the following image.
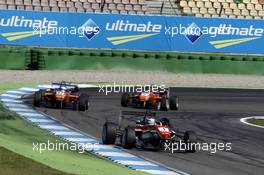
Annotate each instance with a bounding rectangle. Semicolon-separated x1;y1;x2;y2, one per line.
121;127;136;149
169;96;179;110
33;91;43;107
184;131;197;153
102;122;117;144
121;93;130;107
78;93;89;111
160;97;168;111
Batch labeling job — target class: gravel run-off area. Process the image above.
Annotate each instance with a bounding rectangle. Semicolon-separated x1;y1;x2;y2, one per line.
1;70;264;89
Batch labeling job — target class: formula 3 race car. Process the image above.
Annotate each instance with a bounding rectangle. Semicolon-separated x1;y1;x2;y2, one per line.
33;82;89;111
120;88;179;111
102;111;197;152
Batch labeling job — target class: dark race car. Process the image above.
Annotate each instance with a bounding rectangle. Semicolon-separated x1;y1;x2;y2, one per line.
33;81;89;111
121;88;179;111
102;111;197;152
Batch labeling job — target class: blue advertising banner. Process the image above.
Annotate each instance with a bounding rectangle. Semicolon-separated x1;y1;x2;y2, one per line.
0;10;263;54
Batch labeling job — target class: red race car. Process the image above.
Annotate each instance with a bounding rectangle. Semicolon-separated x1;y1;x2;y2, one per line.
102;111;197;152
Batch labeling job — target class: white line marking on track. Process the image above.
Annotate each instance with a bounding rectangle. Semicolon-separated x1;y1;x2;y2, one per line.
4;103;29;107
39;125;68;130
96;152;137;157
66;138;95;142
1;99;23;103
37;85;60;89
91;145;115;149
116;160;158;166
7;90;32;95
28;119;56;123
19;87;40;92
75;84;98;88
17;112;43;117
240;116;264;129
139;170;182;175
1;94;22;98
52;131;83;136
9;108;35;112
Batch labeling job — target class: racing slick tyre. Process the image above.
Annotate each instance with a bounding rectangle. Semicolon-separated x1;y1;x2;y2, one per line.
121;93;130;107
78;93;89;111
33;90;43;107
184;131;197;153
102;122;117;144
122;127;136;149
160;97;168;111
169;96;179;110
56;100;63;109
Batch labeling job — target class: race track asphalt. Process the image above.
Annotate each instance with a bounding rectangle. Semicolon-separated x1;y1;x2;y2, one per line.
34;87;264;175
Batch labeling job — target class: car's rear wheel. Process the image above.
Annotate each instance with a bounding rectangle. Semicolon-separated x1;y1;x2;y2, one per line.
33;91;43;107
160;97;168;111
121;127;136;149
121;93;130;107
169;96;179;110
78;93;89;111
73;101;79;110
56;100;63;108
184;131;197;153
102;122;117;144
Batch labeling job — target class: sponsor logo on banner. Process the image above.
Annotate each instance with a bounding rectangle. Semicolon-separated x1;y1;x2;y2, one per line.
80;18;100;40
184;23;203;44
0;15;57;41
105;20;161;45
0;16;100;41
181;22;262;48
0;10;264;54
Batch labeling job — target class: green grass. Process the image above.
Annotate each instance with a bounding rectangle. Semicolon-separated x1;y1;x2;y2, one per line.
0;83;38;94
247;118;264;127
0;84;148;175
0;146;75;175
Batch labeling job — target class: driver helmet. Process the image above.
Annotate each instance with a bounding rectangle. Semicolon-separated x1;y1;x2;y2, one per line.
146;117;156;125
61;86;67;90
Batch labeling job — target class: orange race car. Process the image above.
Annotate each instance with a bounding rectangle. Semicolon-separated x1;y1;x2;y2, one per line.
33;82;89;111
120;89;178;111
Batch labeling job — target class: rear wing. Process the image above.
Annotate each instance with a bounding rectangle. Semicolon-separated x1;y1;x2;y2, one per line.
118;110;156;128
120;111;156;116
51;82;78;90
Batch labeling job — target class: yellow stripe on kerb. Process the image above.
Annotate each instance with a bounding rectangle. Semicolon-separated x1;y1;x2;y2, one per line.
107;33;158;45
210;37;260;49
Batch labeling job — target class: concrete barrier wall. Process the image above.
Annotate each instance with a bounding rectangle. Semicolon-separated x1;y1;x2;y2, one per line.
0;47;26;69
1;46;264;75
